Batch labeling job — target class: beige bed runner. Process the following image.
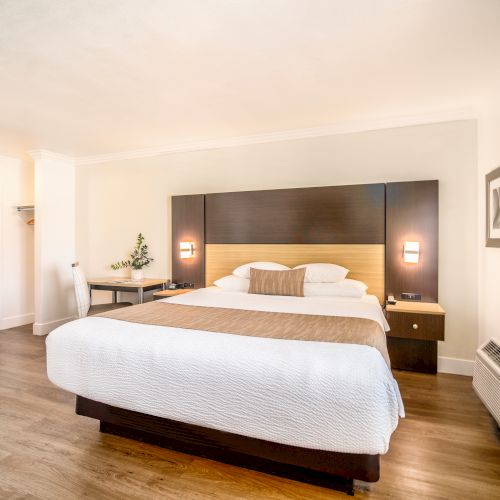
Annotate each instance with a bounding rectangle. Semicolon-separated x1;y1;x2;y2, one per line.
98;301;390;367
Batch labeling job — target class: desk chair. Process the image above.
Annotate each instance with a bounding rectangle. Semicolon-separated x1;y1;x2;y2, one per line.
72;262;132;318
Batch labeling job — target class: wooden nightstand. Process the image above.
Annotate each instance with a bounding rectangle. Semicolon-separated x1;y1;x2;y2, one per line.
385;301;445;374
153;289;197;300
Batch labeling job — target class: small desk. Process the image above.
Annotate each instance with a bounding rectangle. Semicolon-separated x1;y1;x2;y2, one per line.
88;278;168;304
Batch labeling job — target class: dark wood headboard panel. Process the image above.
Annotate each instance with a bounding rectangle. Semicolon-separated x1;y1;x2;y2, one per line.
386;180;438;302
205;184;385;244
172;194;205;289
171;181;438;303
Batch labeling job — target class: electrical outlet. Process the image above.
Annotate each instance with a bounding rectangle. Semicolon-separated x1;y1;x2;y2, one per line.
401;292;421;301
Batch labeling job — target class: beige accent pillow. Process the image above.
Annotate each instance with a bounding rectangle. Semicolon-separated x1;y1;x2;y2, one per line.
249;267;306;297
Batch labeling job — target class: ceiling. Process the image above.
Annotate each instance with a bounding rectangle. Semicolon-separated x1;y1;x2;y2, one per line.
1;0;499;157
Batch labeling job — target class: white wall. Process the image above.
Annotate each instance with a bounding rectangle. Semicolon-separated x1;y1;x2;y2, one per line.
32;151;76;335
477;100;500;347
76;120;478;371
0;155;34;330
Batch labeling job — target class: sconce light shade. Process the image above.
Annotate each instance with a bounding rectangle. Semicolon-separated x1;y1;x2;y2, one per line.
180;241;195;259
403;241;420;263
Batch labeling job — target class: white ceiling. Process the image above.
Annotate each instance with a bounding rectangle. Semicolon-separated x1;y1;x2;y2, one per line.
1;0;499;157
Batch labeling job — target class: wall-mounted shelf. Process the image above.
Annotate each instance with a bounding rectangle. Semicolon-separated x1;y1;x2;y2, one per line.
15;205;35;225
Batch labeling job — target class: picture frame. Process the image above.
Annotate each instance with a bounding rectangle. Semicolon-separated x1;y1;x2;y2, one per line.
486;166;500;247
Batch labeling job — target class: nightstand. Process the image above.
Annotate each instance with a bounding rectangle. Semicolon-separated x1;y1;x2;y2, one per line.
153;289;197;300
385;301;445;374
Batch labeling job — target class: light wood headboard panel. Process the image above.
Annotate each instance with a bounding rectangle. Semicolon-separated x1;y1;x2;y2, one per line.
206;244;385;303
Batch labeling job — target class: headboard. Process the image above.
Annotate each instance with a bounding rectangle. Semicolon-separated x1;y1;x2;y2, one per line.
172;180;439;306
173;183;386;302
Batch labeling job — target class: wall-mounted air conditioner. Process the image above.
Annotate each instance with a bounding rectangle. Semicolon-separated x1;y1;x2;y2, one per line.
473;338;500;425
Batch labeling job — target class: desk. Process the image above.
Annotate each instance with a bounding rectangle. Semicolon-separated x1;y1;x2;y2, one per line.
88;278;168;304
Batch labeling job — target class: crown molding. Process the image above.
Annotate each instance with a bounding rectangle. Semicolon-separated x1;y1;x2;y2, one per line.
0;154;21;163
28;149;75;163
75;107;477;166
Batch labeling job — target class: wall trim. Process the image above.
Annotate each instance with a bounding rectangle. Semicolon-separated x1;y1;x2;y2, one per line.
438;356;475;376
76;108;477;165
28;149;74;163
33;316;75;336
0;154;21;163
0;313;34;331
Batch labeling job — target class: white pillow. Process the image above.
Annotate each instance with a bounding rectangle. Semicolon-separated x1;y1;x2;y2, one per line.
233;261;290;279
213;275;250;292
303;279;368;298
294;263;349;283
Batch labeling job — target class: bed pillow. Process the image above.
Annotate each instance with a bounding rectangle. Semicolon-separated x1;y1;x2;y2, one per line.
303;279;368;298
249;267;306;297
233;261;290;279
213;275;250;292
294;263;349;283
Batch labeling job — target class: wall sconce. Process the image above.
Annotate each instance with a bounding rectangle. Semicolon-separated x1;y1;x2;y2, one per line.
180;241;195;259
403;241;420;263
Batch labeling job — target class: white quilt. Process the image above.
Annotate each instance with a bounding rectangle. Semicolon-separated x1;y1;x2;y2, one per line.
46;288;404;455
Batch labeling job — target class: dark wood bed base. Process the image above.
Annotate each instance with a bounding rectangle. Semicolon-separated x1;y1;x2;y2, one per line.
76;396;380;495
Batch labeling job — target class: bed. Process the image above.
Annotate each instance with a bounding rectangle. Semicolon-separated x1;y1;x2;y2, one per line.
46;286;404;495
47;184;407;494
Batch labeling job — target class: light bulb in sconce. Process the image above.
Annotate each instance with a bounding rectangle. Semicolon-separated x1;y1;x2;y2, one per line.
403;241;420;263
180;241;195;259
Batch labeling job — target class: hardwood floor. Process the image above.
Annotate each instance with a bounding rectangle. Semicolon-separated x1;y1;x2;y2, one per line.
0;326;499;499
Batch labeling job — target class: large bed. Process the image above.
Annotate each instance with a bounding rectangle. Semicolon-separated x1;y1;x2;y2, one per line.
47;183;409;495
46;287;404;495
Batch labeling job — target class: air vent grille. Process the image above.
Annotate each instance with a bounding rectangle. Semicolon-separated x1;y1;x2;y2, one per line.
482;340;500;368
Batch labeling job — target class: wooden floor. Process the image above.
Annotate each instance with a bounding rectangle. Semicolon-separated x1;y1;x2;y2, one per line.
0;326;499;500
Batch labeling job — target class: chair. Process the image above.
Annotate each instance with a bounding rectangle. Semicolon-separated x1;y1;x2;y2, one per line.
72;262;132;318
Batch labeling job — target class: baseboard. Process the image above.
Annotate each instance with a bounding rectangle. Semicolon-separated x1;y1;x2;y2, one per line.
438;356;474;376
33;316;75;336
0;313;34;331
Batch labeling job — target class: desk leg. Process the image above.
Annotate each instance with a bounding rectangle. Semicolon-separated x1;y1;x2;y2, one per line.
138;288;144;304
88;285;92;306
112;291;117;304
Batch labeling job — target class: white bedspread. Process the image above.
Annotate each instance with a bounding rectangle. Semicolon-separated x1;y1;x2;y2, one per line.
46;288;403;455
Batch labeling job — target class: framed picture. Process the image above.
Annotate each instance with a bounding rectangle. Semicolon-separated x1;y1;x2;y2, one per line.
486;166;500;247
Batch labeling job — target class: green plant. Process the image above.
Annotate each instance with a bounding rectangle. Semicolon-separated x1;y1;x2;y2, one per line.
111;233;154;271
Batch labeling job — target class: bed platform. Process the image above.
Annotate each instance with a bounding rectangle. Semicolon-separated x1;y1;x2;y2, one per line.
76;396;380;496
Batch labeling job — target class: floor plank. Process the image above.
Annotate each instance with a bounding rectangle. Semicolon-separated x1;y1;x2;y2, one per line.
0;325;499;499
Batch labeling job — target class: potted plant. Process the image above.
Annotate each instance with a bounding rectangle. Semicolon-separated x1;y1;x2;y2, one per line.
111;233;154;282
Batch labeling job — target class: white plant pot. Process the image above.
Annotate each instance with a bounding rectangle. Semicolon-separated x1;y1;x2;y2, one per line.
131;269;144;282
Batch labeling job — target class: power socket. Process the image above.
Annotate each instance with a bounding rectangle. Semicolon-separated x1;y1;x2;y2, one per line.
401;292;421;301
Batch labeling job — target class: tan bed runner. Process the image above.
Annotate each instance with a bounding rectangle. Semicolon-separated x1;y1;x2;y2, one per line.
98;301;390;367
